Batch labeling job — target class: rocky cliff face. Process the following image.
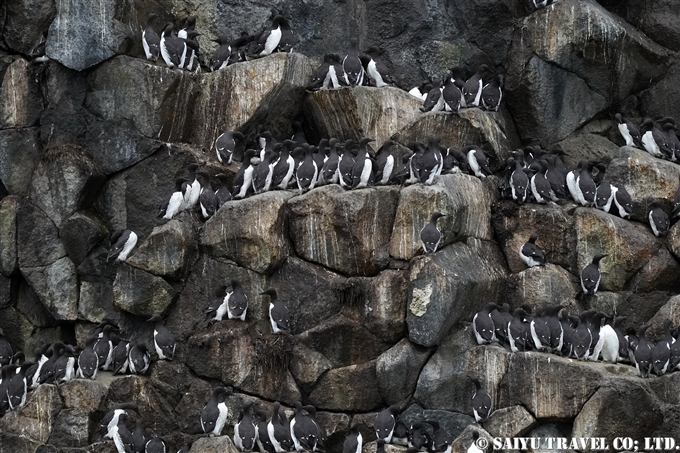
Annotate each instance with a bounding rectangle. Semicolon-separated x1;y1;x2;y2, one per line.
2;0;680;452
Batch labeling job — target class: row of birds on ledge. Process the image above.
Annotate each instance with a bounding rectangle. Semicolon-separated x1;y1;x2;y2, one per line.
471;301;680;379
139;9;505;112
614;114;680;163
156;130;496;222
499;139;680;237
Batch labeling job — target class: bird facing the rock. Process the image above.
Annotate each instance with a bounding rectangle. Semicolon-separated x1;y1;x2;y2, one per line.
420;212;445;254
580;254;607;295
519;234;545;268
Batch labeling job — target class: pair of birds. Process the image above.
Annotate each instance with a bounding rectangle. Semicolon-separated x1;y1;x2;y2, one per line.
142;14;201;71
615;113;680;162
626;320;680;378
158;164;232;220
308;41;394;90
205;283;289;334
519;234;607;296
100;403;167;453
416;65;503;113
210;12;299;71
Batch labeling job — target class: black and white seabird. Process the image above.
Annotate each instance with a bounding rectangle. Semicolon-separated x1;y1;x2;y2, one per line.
421;78;444;113
481;74;503;111
420;212;445;254
648;202;670;237
132;418;148;453
470;377;492;422
142;13;161;62
391;421;409;447
337;140;357;188
201;387;230;436
309;55;334;90
77;338;99;379
214;174;233;207
101;403;138;439
598;318;619;363
572;161;597;206
128;343;150;375
634;325;653;378
413;137;444;185
107;229;138;262
464;145;492;178
508;308;531;352
580;254;607;295
215;131;245;165
374;405;399;442
6;362;32;410
374;140;396;185
350;138;375;189
320;139;341;185
184;164;201;209
362;47;394;87
429;421;453;453
519;234;545;268
651;320;672;375
442;70;464;112
210;36;233;71
225;280;248;321
111;338;130;375
261;289;289;334
158;178;190;220
94;325;114;371
268;402;293;453
145;436;167;453
612;184;633;219
255;410;276;453
233;150;258;199
234;401;257;451
408;422;431;450
178;16;196;40
296;145;319;193
462;65;489;108
510;159;529;203
252;151;277;194
490;303;513;344
252;15;286;57
343;423;363;453
343;38;365;86
290;402;319;452
529;308;551;351
160;24;187;68
111;412;135;453
529;160;555;203
640;118;665;158
615;113;641;148
473;303;500;345
196;172;218;219
149;315;176;361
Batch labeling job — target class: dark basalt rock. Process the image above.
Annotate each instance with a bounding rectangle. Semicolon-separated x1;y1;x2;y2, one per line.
59;212;108;266
0;127;41;197
308;360;383;412
376;338;432;406
112;263;176;317
0;195;19;277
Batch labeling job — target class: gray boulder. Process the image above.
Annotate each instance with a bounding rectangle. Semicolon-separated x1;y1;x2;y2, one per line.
555;119;621;169
492;201;577;275
46;0;128;71
59;212;108;266
189;436;240;453
185;323;301;404
308;360;383;412
298;314;392;368
0;58;43;129
641;61;680;125
623;0;680;51
112;263;176;317
288;185;399;276
498;352;624;419
0;384;62;443
625;247;680;293
407;239;507;347
195;52;314;150
574;207;661;291
78;276;117;324
392;110;510;169
414;334;509;415
376;338;432;406
0;275;11;309
17;200;66;268
15;278;57;327
29;145;105;228
59;378;109;414
505;263;580;312
389;174;496;260
21;256;79;321
201;191;293;274
572;377;663;440
0;127;41;196
484;405;536;438
126;219;198;280
0;195;18;276
47;410;91;447
289;342;333;395
606;147;680;220
339;270;408;343
267;257;344;335
304;86;422;150
505;0;668;144
2;0;56;54
645;295;680;340
165;254;267;341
